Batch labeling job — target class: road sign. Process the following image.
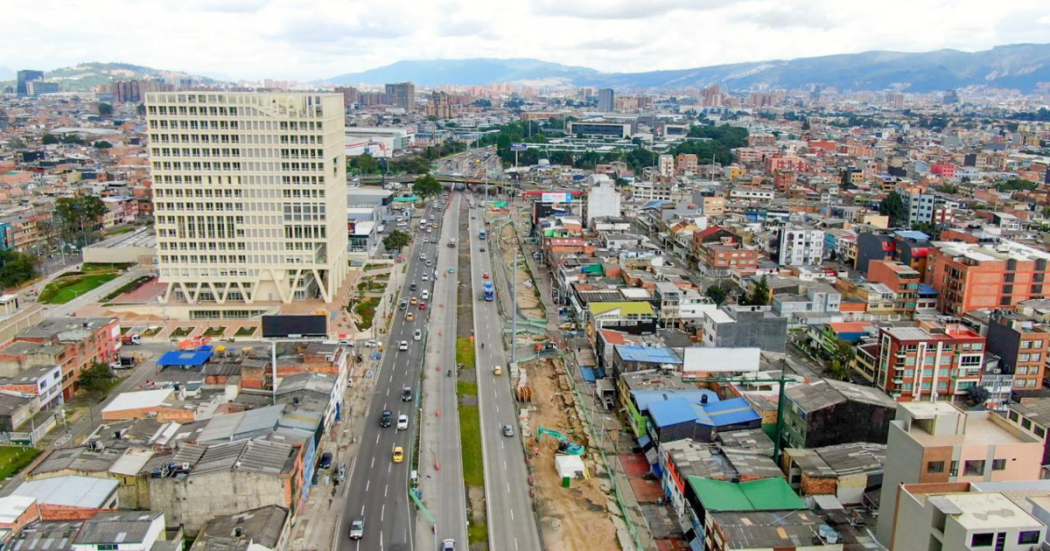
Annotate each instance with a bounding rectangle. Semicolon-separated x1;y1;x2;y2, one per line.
510;143;528;151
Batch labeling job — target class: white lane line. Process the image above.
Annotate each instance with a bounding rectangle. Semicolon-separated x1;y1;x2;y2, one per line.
507;482;511;493
384;484;388;497
375;434;380;445
370;456;375;469
504;460;507;470
495;404;499;414
387;463;391;473
365;480;370;492
361;505;365;516
501;441;505;449
510;508;515;521
515;537;519;551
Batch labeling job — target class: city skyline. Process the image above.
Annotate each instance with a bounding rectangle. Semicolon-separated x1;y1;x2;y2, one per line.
3;0;1049;81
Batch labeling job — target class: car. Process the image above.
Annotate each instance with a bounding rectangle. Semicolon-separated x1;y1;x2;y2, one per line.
380;410;393;427
422;290;430;300
402;386;413;402
418;302;427;310
442;539;456;551
365;339;379;348
318;452;333;469
413;329;422;341
420;253;427;261
406;312;415;321
422;274;429;281
493;365;503;376
426;260;433;267
410;283;418;291
503;425;515;437
428;228;433;234
482;272;490;279
397;415;409;430
410;297;419;305
398;340;408;351
398;299;409;310
480;246;485;252
349;519;364;540
392;446;404;463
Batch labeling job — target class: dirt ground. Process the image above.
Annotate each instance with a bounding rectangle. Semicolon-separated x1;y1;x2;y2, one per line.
524;357;618;550
498;223;544;319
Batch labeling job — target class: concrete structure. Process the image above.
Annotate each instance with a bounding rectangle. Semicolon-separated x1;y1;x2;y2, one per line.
986;310;1049;392
889;486;1045;551
876;401;1044;546
597;88;614;112
566;120;632;139
773;226;824;266
781;379;897;449
867;260;921;314
781;443;885;505
146;92;348;306
701;305;788;353
1004;399;1050;466
71;511;166;551
903;189;936;225
584;175;621;225
384;82;415;111
874;321;985;402
0;317;121;400
927;240;1050;315
16;70;43;97
189;505;289;551
81;228;157;265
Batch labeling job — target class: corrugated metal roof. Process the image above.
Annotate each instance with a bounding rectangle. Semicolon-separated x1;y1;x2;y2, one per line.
647;398;698;428
616;345;681;364
12;476;118;509
694;397;761;427
688;476;806;512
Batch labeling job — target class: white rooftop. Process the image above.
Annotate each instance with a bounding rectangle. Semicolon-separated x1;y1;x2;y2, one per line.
12;476;118;508
101;388;174;414
0;496;36;525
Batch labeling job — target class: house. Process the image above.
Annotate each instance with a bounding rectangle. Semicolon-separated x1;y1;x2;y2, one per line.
10;476;119;520
71;511;166;551
781;379;897;448
781;443;885;505
189;505;289;551
701;305;788;353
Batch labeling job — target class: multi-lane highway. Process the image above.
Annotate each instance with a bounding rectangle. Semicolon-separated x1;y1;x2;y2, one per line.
415;192;468;549
340;201;439;551
467;197;543;551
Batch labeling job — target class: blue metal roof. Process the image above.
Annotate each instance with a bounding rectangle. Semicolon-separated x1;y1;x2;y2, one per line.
893;230;929;241
648;398;699;428
617;346;682;364
694;397;761;427
640;200;670;210
917;284;938;297
632;389;718;412
157;350;212;367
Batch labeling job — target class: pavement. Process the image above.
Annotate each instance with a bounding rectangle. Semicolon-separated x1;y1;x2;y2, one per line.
338;200;439;551
468;200;543;551
414;193;468;550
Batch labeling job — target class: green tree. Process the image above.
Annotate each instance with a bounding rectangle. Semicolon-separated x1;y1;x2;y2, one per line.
61;134;85;145
383;230;412;252
705;285;728;306
78;363;116;399
97;103;114;117
41;134;59;145
348;153;379;174
0;250;38;288
828;339;856;381
996;178;1038;192
966;385;991;408
92;140;113;149
742;276;770;306
412;174;443;199
54;195;108;249
879;191;908;227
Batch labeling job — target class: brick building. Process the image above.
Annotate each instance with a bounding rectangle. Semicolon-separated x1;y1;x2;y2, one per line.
927;240;1050;315
874;321;985;402
0;318;120;400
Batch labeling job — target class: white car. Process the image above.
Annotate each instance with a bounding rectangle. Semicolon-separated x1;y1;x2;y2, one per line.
365;340;379;348
413;329;422;341
398;340;408;351
422;274;429;282
397;414;409;430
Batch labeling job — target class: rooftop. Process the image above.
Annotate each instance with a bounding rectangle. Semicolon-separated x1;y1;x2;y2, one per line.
688;476;807;512
73;511;163;545
615;345;682;365
929;493;1043;530
11;476;118;508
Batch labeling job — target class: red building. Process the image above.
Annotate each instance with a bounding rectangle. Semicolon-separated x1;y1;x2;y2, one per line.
875;321;985;402
0;317;121;399
926;241;1050;315
930;162;957;179
867;260;921;313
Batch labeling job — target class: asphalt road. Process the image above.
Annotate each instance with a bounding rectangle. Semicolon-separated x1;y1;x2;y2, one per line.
340;201;438;551
467;198;543;551
414;192;468;549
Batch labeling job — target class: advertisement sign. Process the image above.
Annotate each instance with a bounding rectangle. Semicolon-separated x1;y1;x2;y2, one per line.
541;192;571;204
510;143;528;152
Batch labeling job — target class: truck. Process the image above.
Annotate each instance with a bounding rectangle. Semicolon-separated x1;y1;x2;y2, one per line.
483;281;495;301
121;333;141;345
478;229;487;240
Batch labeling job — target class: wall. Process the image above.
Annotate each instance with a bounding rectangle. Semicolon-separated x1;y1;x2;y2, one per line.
149;470;290;535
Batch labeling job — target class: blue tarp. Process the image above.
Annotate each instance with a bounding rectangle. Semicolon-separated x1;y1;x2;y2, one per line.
157;350;212;367
579;366;596;382
632;389;719;413
616;345;682;364
918;284;938;297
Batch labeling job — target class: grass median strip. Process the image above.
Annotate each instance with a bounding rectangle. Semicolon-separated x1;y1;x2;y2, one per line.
456;337;475;367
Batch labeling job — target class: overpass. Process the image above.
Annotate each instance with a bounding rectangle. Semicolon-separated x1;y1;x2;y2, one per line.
356;173;517;190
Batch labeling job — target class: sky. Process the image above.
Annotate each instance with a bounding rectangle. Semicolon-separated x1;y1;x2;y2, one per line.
3;0;1050;81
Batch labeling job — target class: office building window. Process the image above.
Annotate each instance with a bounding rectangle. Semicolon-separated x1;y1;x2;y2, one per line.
963;460;985;476
1019;531;1041;544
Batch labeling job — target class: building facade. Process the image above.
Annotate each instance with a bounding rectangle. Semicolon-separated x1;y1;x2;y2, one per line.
146;92;348;305
874;322;985;402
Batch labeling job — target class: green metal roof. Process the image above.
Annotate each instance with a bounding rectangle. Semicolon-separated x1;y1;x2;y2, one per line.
687;476;806;512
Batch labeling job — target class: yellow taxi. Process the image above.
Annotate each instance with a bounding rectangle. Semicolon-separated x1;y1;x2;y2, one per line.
406;312;415;322
392;446;404;463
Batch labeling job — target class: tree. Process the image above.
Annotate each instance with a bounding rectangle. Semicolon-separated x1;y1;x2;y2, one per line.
966;385;991;408
412;174;442;199
61;134;85;145
41;133;59;145
136;103;146;116
742;276;770;306
54;195;108;249
0;250;38;288
97;103;114;117
879;191;908;227
828;339;856;381
92;140;113;149
705;285;728;306
78;363;116;399
383;230;411;252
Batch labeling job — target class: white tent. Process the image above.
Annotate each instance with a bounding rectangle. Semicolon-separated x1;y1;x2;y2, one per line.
554;454;587;480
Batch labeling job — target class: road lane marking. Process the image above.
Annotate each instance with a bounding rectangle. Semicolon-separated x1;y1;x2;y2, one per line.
388;463;392;473
370;456;375;469
501;441;505;449
375;434;380;445
384;484;388;497
365;480;370;492
507;482;511;493
511;508;515;521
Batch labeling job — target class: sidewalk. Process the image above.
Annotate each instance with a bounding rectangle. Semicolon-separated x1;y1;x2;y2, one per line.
510;205;658;551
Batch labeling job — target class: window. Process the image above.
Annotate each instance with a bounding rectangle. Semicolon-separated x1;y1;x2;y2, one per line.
926;461;945;474
1010;411;1021;422
1037;426;1047;438
1019;530;1041;544
992;459;1007;471
963;460;986;476
970;533;994;546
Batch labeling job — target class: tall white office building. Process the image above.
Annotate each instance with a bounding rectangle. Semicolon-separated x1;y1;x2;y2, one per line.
146;92;348;306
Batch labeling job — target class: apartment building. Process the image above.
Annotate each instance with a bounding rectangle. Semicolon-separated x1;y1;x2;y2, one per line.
874;321;986;402
1004;399;1050;466
986;310;1049;392
146;92;348;306
890;486;1045;551
903;189;936;225
0;317;120;400
875;401;1044;546
772;226;824;266
867;260;921;314
384;82;415;111
927;240;1050;315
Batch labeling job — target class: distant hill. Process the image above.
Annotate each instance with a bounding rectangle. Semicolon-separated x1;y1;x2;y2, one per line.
327;44;1050;92
29;62;217;92
326;58;600;86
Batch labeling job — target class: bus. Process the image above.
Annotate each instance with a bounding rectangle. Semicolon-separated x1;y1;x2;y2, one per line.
479;229;487;240
483;281;495;301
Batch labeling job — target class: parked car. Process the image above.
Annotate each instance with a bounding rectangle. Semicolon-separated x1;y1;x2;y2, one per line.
318;452;333;469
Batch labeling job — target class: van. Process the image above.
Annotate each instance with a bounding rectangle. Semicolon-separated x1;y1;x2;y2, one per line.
421;290;430;301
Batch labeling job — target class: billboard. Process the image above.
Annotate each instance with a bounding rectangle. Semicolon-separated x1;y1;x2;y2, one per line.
510;143;528;152
541;192;572;204
681;347;760;376
261;315;328;339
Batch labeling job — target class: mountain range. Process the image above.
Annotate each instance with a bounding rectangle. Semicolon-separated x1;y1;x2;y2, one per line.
327;43;1050;92
0;62;215;91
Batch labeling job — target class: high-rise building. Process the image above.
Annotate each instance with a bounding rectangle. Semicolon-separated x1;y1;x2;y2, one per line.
15;70;43;97
334;86;358;107
146;92;348;305
657;154;674;177
113;80;174;103
426;91;452;119
875;401;1043;547
384;82;415;111
597;88;614;112
25;81;59;96
772;226;824;266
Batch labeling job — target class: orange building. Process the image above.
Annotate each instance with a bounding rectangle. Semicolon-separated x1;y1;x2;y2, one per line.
926;241;1050;315
867;260;921;313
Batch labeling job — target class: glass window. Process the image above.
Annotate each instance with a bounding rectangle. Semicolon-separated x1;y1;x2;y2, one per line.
964;460;986;476
926;461;945;473
971;533;994;546
992;459;1007;471
1019;531;1041;544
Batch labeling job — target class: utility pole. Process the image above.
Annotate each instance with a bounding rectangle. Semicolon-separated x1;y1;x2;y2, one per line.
510;238;518;365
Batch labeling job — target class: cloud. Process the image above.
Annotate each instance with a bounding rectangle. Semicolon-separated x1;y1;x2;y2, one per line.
572;38;644;51
437;18;501;40
529;0;729;20
733;4;839;31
